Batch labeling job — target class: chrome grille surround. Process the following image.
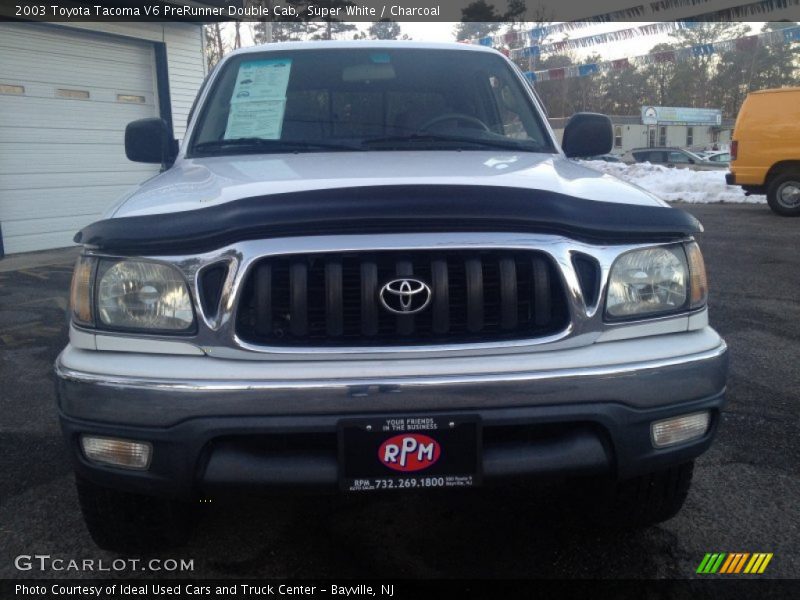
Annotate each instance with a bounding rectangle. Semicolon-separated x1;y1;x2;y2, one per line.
79;231;702;360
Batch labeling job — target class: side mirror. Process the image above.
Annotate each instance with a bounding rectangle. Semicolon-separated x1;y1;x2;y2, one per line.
561;112;613;158
125;118;178;165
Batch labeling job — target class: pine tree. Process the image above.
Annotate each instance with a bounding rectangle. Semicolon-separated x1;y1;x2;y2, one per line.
368;19;401;40
453;0;502;41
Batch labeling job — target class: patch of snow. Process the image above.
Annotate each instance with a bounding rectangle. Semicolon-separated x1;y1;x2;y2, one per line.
579;160;766;204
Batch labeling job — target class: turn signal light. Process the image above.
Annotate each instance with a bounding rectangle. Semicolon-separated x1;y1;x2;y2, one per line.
685;242;708;309
651;412;710;448
80;435;152;470
70;256;95;326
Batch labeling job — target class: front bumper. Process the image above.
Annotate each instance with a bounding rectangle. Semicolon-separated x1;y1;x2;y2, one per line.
56;329;728;499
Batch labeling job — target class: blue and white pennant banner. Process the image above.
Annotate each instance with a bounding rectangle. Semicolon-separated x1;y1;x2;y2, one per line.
520;25;800;82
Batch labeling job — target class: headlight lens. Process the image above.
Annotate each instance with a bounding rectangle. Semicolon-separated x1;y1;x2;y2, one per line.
97;260;194;331
606;245;689;318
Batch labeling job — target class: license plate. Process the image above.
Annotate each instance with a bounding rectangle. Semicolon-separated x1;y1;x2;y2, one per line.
338;415;481;492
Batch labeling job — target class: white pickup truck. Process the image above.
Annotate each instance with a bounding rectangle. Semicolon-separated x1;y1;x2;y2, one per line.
57;41;727;552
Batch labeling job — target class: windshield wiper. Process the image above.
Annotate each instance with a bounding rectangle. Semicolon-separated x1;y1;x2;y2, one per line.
193;138;363;154
193;134;544;155
362;133;542;152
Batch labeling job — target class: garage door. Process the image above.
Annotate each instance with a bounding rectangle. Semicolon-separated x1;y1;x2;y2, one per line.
0;24;161;254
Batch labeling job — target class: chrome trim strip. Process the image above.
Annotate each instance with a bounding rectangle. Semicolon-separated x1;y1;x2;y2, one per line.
55;340;726;393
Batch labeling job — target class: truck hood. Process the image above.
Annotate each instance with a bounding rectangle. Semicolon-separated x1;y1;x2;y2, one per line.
108;151;667;218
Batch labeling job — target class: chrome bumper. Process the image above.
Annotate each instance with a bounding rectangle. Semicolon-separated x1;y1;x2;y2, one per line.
56;336;728;428
56;333;728;495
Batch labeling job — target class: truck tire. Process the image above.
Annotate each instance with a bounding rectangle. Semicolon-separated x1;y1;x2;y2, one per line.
767;173;800;216
76;477;196;553
601;461;694;528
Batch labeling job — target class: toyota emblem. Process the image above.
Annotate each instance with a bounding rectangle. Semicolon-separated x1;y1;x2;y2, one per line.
379;278;432;315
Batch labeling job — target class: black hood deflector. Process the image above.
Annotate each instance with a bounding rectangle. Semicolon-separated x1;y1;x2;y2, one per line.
75;185;702;254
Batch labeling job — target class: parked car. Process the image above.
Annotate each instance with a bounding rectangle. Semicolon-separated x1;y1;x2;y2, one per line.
705;151;730;164
627;147;728;170
726;87;800;215
57;42;727;552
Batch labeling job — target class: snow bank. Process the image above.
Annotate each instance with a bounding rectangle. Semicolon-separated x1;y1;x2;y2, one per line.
579;160;766;204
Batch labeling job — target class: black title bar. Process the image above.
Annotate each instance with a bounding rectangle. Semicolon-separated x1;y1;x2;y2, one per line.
4;579;800;600
3;0;799;22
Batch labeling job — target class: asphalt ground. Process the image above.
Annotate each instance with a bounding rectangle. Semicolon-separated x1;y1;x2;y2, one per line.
0;203;798;581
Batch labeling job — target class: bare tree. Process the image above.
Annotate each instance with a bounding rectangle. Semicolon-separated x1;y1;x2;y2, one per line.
204;23;227;70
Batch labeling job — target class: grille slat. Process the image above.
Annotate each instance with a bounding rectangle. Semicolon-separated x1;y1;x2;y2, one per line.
254;263;272;336
465;258;484;333
237;250;569;347
325;260;343;337
360;261;378;336
289;261;308;336
532;256;551;327
498;257;518;331
431;258;449;334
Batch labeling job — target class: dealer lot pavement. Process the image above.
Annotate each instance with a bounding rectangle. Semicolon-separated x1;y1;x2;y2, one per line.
1;204;798;579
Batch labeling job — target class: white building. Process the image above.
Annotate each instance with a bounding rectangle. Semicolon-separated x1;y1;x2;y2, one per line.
549;115;734;156
0;22;207;254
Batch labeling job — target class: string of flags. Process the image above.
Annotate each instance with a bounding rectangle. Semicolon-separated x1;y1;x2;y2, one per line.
475;21;609;46
519;25;800;82
687;0;800;21
508;22;689;59
474;21;690;51
468;0;800;53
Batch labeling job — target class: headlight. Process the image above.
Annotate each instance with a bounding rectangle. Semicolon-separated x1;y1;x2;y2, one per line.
606;245;689;319
96;259;194;331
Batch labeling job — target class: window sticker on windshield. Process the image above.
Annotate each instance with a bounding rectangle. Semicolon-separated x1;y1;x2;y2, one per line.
224;99;286;140
231;58;292;103
370;53;391;63
225;58;292;140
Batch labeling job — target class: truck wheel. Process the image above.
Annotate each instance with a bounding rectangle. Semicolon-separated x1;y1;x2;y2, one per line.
76;477;197;553
767;173;800;216
601;461;694;528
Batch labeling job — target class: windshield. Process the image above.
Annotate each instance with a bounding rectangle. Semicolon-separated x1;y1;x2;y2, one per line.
188;48;555;157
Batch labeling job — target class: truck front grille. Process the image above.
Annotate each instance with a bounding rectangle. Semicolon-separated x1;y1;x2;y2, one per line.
235;250;569;346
